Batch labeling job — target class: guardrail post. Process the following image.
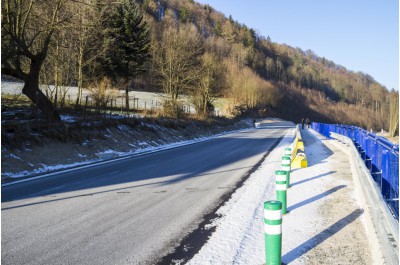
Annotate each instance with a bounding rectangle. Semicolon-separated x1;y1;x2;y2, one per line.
275;170;288;214
355;143;360;153
264;200;282;265
365;158;372;171
282;156;291;188
360;150;366;160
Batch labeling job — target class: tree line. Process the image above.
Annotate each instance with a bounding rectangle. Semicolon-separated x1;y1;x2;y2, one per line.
2;0;398;135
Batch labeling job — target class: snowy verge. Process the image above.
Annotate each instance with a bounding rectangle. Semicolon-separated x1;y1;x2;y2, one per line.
187;128;296;264
188;128;376;265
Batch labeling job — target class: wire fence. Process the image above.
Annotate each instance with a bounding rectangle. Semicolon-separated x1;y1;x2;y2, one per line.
312;122;399;221
79;96;222;116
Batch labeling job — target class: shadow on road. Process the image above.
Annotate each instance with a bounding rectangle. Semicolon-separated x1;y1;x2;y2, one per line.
1;166;255;211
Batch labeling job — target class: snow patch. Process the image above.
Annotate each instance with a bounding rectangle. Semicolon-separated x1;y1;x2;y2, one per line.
60;115;77;123
6;154;22;160
2;160;99;179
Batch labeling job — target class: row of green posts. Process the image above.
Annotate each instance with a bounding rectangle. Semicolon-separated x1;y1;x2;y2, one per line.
264;147;292;265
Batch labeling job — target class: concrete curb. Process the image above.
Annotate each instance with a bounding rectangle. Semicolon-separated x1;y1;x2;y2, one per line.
330;132;399;265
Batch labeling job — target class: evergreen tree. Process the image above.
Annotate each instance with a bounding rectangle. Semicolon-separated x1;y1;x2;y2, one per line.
99;0;151;109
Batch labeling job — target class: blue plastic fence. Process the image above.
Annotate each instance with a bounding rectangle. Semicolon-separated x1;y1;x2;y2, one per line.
311;122;399;221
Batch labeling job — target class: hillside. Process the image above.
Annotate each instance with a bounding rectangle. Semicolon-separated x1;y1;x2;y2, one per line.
138;0;395;130
2;0;397;132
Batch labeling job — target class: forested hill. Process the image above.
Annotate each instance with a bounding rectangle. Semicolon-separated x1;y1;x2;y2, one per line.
138;0;397;131
3;0;397;132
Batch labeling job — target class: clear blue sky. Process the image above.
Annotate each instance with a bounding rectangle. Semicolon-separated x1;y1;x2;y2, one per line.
196;0;399;91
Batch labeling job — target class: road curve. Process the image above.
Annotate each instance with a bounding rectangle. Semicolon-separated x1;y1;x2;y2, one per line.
2;120;294;265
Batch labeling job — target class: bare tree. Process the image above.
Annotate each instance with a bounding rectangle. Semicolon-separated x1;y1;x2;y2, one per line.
191;52;220;118
154;24;203;115
2;0;72;122
41;15;75;108
72;0;103;107
389;92;399;137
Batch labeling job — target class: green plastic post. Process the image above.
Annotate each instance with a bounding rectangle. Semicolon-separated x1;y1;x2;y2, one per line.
264;200;282;265
282;156;291;188
281;156;291;170
284;147;292;158
275;170;287;214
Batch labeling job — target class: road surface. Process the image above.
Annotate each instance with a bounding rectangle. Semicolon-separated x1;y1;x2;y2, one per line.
2;120;293;265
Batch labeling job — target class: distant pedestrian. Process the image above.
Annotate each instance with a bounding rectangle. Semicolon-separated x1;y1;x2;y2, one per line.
306;118;310;129
301;118;305;129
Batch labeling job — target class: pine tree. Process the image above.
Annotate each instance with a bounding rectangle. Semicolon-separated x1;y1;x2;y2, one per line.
99;0;151;109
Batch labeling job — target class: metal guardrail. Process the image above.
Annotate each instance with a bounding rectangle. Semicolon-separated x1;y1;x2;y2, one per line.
312;122;399;221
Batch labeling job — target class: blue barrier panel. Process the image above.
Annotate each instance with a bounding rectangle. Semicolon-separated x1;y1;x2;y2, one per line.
311;122;399;220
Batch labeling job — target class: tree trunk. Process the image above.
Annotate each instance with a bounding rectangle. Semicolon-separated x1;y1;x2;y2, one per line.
203;96;208;117
76;45;84;107
23;59;61;122
125;85;130;110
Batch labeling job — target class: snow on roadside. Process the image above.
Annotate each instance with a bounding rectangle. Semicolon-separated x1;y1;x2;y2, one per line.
2;126;254;182
60;114;77;123
188;128;373;265
1;160;98;180
187;128;296;265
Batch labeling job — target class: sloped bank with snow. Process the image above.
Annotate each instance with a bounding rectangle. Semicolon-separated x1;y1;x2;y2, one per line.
2;117;253;183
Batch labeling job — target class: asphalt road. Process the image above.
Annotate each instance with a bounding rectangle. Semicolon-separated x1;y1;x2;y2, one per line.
2;120;293;265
